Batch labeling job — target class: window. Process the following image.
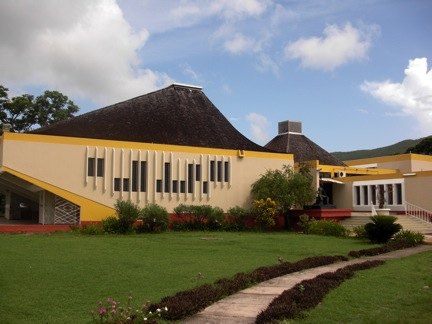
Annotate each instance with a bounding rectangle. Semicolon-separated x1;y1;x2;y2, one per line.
180;181;186;193
131;161;138;192
355;186;360;205
97;158;104;177
140;161;147;192
217;161;222;182
187;164;194;193
362;186;368;205
87;158;95;176
164;163;171;193
224;161;229;182
396;183;402;205
123;178;130;191
371;185;376;205
172;180;178;193
387;184;394;205
202;181;208;194
156;180;162;193
210;160;215;181
195;165;201;181
114;178;121;191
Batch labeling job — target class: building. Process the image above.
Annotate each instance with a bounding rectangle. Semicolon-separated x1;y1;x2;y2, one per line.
0;84;293;225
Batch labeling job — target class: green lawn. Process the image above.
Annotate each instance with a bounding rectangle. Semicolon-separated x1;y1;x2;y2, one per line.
0;231;371;323
292;250;432;323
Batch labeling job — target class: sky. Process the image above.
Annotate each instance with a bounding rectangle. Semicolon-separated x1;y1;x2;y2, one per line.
0;0;431;152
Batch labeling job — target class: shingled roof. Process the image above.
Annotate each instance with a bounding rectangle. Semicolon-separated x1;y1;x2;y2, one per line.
265;121;345;166
31;84;271;152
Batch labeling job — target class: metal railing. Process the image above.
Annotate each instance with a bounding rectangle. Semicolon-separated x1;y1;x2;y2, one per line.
405;201;432;223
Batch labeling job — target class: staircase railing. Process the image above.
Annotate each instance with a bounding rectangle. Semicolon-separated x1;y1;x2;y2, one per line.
405;201;432;224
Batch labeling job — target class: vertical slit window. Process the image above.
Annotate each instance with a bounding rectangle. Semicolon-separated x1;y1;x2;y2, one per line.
387;184;394;205
87;158;95;176
131;161;138;192
97;158;104;177
355;186;360;205
156;180;162;193
362;186;368;205
140;161;147;192
164;163;171;193
172;180;178;193
114;178;121;191
210;161;215;181
371;185;376;205
203;181;208;194
180;181;186;193
195;164;201;181
217;161;222;182
187;164;194;193
224;161;229;182
396;183;402;205
123;179;130;191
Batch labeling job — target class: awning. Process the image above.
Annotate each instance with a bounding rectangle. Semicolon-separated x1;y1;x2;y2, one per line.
320;178;344;184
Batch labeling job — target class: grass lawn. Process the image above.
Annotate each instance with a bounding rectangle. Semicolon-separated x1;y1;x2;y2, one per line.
0;231;371;323
292;250;432;323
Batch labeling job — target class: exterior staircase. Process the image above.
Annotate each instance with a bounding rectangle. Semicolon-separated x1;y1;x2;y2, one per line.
340;212;432;235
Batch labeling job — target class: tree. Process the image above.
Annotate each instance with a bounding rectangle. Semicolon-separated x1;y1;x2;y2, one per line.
250;165;315;213
405;137;432;155
0;85;79;132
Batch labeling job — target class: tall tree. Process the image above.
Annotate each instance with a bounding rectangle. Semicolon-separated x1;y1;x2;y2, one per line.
0;85;79;132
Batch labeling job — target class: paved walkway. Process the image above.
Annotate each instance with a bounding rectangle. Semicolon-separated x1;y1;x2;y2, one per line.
183;245;432;324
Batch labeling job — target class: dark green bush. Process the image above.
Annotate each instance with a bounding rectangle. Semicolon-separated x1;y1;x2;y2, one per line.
305;220;348;237
137;204;169;233
114;199;140;234
78;224;104;235
390;230;424;247
101;215;121;234
224;206;249;231
172;204;224;231
364;215;402;243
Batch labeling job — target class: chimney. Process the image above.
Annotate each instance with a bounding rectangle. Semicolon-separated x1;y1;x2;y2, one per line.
278;120;302;135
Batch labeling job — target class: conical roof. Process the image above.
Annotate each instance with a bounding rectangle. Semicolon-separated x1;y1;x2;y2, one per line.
265;131;345;166
31;84;271;152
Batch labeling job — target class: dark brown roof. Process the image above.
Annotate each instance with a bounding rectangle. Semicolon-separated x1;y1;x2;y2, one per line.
265;133;345;166
31;84;272;152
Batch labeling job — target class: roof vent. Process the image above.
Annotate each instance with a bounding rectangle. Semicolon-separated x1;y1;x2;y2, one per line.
278;120;302;135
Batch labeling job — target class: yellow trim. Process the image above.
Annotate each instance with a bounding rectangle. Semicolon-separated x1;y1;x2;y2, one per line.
345;153;432;166
2;166;114;222
334;171;404;183
3;132;293;161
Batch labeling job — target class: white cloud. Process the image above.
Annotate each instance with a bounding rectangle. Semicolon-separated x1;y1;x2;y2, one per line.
223;33;257;54
0;0;172;105
285;23;378;71
180;63;203;83
361;57;432;134
246;112;270;144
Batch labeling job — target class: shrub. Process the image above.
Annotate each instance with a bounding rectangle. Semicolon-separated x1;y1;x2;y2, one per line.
305;220;348;237
114;200;141;234
137;204;169;233
252;198;278;230
78;224;104;235
172;204;224;231
224;206;249;231
390;230;424;247
364;215;402;243
101;215;121;234
352;225;367;239
297;213;311;232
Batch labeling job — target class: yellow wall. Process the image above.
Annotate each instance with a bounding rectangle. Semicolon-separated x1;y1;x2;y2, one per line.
1;132;293;221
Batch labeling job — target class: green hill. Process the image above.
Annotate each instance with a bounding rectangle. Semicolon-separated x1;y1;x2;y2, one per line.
331;137;429;161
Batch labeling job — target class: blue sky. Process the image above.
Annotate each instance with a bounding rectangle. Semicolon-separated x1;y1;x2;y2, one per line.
1;0;431;152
